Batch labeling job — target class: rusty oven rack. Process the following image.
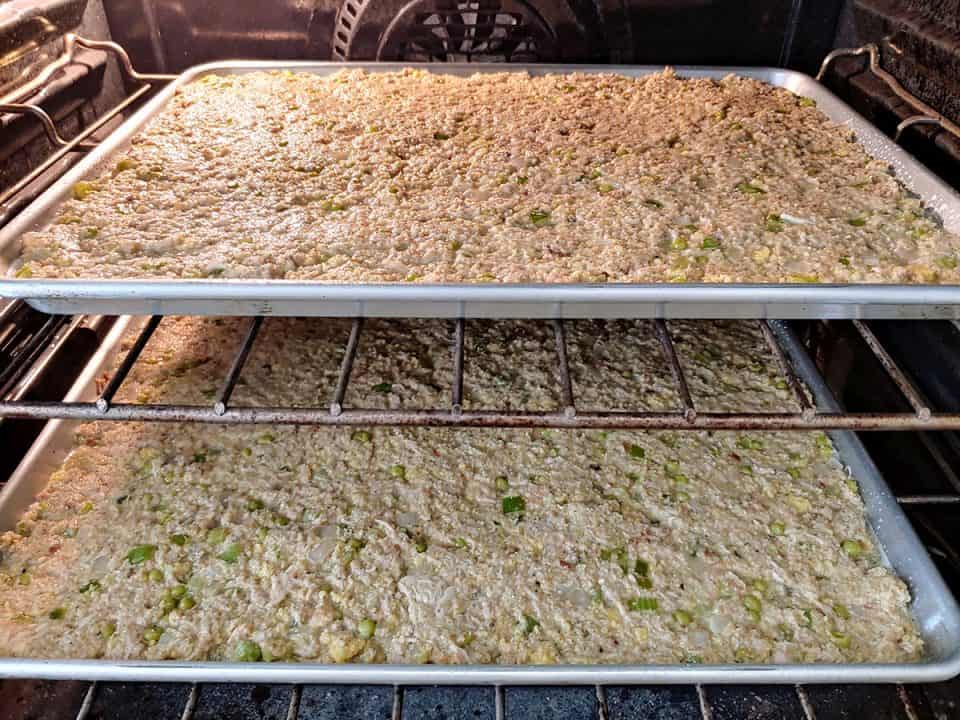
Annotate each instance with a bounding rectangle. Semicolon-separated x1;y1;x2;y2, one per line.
0;312;957;433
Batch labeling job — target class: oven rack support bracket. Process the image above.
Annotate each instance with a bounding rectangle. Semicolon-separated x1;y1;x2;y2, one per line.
816;42;960;144
0;34;176;224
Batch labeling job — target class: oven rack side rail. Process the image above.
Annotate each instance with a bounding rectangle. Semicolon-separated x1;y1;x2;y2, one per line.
1;314;957;432
0;34;176;227
817;41;960;145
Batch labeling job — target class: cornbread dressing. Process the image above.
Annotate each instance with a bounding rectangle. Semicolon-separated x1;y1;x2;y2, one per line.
13;69;960;284
0;318;921;665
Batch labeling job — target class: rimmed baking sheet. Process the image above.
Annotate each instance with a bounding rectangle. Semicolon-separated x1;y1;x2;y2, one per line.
2;62;960;319
0;318;957;683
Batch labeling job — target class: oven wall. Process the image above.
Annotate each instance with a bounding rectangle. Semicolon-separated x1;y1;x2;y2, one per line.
0;0;127;193
99;0;845;72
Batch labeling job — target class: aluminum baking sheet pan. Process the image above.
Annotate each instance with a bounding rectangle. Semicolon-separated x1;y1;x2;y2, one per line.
2;62;960;319
0;320;958;683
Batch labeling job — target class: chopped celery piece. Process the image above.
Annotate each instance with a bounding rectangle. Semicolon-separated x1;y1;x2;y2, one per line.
529;210;552;227
206;527;228;545
522;614;540;635
502;496;526;514
218;543;242;563
71;181;95;200
830;630;851;649
236;640;263;661
743;595;762;613
764;214;784;233
358;618;377;638
841;539;862;558
628;597;659;611
79;580;101;593
126;544;157;565
736;436;764;451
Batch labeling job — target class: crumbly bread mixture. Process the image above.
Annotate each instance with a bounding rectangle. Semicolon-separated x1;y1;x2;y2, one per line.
14;69;960;284
0;318;921;665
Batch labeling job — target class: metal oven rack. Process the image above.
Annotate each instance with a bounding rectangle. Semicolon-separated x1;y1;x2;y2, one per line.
5;661;957;719
3;35;960;720
1;312;959;435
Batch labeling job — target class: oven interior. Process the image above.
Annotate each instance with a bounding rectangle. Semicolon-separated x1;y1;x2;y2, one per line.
3;0;960;717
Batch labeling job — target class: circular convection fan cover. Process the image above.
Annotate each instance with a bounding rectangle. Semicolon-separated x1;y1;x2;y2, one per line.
333;0;574;61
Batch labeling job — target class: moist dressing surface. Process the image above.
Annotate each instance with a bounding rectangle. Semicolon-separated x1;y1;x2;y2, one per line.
14;69;960;284
0;318;921;665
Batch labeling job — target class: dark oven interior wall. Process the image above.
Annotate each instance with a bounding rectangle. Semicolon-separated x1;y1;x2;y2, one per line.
96;0;960;96
100;0;848;72
0;0;127;193
827;0;960;188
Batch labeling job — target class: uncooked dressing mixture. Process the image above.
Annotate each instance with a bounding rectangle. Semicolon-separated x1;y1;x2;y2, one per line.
0;318;920;664
13;69;960;284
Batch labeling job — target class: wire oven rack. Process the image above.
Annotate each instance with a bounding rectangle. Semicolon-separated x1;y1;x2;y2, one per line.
0;311;958;432
7;674;952;720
